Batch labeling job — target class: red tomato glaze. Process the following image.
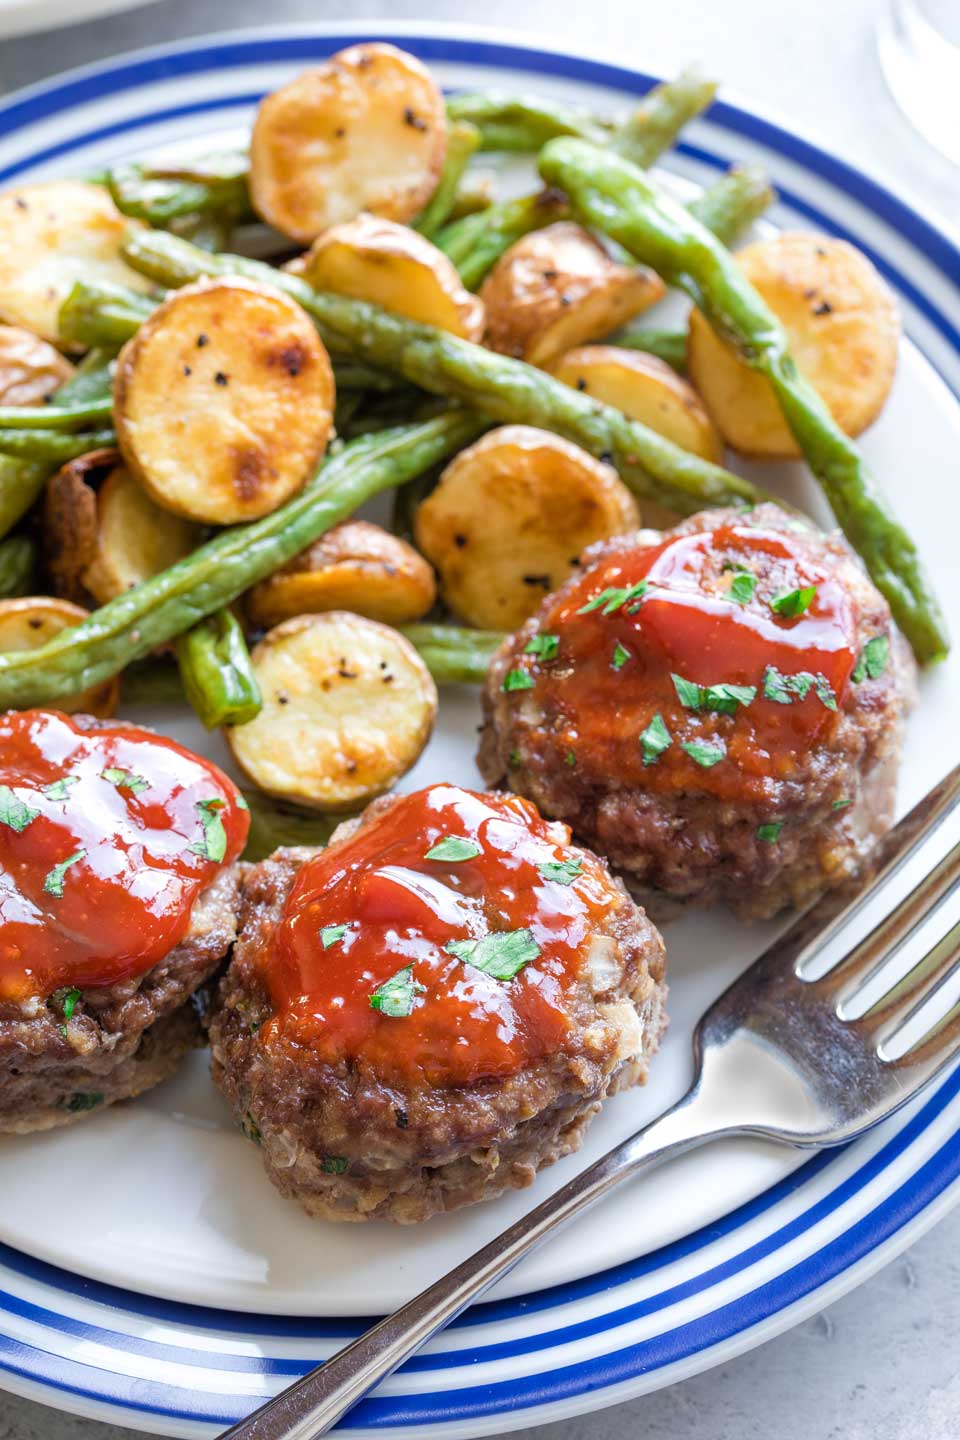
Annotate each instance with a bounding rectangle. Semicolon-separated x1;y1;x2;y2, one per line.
524;522;858;803
262;785;619;1088
0;710;248;1002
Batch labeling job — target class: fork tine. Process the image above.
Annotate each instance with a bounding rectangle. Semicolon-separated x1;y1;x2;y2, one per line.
886;993;960;1083
865;916;960;1053
824;840;960;1013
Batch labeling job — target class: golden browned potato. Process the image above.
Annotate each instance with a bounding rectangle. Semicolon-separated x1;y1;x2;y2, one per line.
0;597;118;716
43;448;118;605
0;182;152;346
550;345;723;462
479;222;664;368
246;520;435;630
687;233;900;458
296;215;484;341
226;612;437;811
250;43;447;244
114;277;334;525
414;425;640;630
0;325;74;406
82;466;199;603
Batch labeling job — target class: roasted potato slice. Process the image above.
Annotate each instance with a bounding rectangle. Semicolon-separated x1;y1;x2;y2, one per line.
479;222;664;368
0;597;118;716
43;448;118;605
226;612;437;811
296;215;484;341
414;424;640;631
0;182;152;346
550;345;723;461
114;277;334;525
246;520;436;630
250;43;447;244
83;465;199;603
0;325;74;406
687;232;900;458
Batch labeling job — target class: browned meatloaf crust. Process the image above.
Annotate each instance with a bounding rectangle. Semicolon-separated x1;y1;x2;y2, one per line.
209;800;667;1224
478;505;915;921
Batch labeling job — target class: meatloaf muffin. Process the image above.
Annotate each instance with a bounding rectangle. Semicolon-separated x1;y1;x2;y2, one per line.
209;783;666;1223
0;709;249;1132
479;504;915;920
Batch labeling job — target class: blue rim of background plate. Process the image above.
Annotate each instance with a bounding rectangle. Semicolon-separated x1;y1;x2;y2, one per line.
0;29;958;1433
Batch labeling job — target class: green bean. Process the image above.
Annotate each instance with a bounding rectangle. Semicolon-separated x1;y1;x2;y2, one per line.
401;624;502;684
241;790;342;863
689;165;775;247
0;536;36;599
58;280;158;351
606;324;688;371
332;363;402;393
435;190;571;289
0;428;116;461
120;659;184;707
119;228;763;516
540;138;948;664
445;93;611;151
0;398;113;431
613;68;717;169
107;153;253;228
446;176;495;221
175;609;262;728
415;121;481;239
0;412;484;709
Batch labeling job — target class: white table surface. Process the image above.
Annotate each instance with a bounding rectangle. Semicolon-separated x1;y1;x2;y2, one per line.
1;1;959;1437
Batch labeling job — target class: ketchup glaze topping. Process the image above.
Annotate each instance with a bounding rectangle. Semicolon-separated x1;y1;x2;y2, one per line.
262;785;619;1089
0;710;249;1003
515;521;859;804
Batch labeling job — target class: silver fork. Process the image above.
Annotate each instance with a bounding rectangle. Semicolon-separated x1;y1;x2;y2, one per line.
222;762;960;1440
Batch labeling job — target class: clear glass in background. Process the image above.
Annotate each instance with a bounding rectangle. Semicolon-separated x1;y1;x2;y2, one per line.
878;0;960;167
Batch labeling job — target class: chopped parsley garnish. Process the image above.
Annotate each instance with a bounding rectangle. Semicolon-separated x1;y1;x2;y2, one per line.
320;923;350;950
577;581;647;616
640;713;672;766
189;797;227;862
321;1156;348;1174
814;674;838;711
769;585;816;618
565;749;577;767
537;857;583;886
503;668;534;692
445;927;541;981
756;822;783;842
369;964;426;1018
729;570;757;604
524;633;559;661
64;1091;103;1113
852;633;889;682
0;785;38;833
235;794;250;811
611;641;631;671
101;766;149;795
43;777;79;801
424;836;482;862
60;988;81;1022
508;749;521;767
681;737;727;768
762;666;837;710
241;1112;262;1145
671;674;756;715
832;797;853;810
42;849;86;898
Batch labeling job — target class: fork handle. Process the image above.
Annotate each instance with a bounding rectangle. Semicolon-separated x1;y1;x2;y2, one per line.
220;1089;723;1439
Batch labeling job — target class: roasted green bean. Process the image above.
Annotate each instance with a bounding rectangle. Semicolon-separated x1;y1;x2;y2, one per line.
0;536;36;599
401;624;502;684
175;609;263;728
414;121;481;238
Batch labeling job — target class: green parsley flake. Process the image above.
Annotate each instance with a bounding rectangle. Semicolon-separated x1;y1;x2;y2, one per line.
0;785;39;833
445;927;541;981
369;965;426;1018
321;1156;348;1174
242;1112;263;1145
43;849;86;898
611;641;631;671
537;858;583;886
852;634;890;682
101;766;149;795
60;988;81;1022
640;713;672;766
832;798;853;810
814;674;838;711
565;750;577;767
235;794;250;811
189;797;227;862
729;570;757;604
424;836;482;862
508;749;521;767
64;1092;103;1113
681;737;727;768
762;666;836;710
769;585;817;618
577;581;647;616
756;822;783;842
43;777;79;801
671;674;756;715
320;923;350;950
524;633;559;661
503;669;534;692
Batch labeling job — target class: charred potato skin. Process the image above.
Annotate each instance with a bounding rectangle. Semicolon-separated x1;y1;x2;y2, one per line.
245;520;436;630
479;222;665;368
0;325;74;406
42;449;120;606
414;424;641;631
250;43;447;244
226;611;438;812
113;277;335;525
550;344;723;463
687;233;901;458
296;214;485;341
0;597;118;716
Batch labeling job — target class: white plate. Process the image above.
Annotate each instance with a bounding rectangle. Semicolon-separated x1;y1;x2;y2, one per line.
0;0;157;41
0;21;958;1438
